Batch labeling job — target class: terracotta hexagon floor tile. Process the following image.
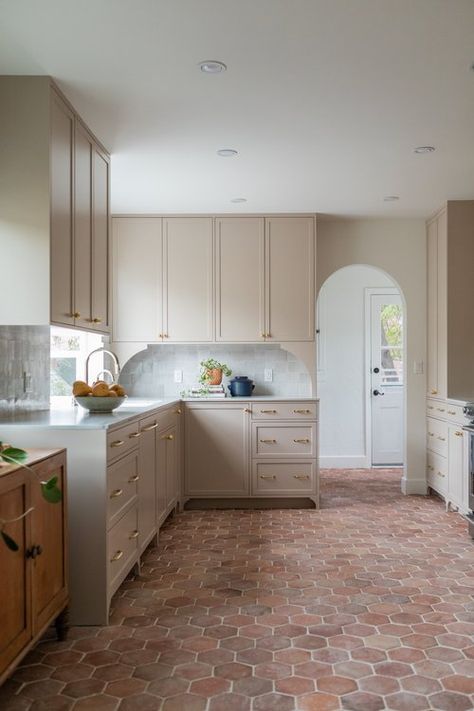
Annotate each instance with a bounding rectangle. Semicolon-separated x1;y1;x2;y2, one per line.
62;678;105;698
254;662;292;680
105;677;147;698
442;675;474;694
359;674;400;695
428;691;474;711
18;680;65;700
214;662;252;681
294;661;332;680
400;674;442;695
69;695;118;710
147;675;189;697
333;660;373;679
253;692;296;710
298;692;340;710
208;692;251;711
384;691;431;710
233;676;273;697
174;662;213;681
190;677;231;697
317;675;357;695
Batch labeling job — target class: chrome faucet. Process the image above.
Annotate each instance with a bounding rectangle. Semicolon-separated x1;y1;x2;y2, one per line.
85;348;121;385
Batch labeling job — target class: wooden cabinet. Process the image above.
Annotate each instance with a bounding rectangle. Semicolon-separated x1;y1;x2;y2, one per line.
265;217;315;342
0;78;110;331
138;418;158;552
0;450;68;686
215;217;265;341
113;214;316;345
185;403;250;496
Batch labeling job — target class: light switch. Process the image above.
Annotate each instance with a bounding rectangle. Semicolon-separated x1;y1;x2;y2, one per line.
264;368;273;382
174;369;183;383
413;360;424;375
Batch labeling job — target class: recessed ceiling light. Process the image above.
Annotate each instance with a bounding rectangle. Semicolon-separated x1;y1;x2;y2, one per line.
383;195;400;202
217;149;238;157
230;198;247;203
414;146;435;154
199;60;227;74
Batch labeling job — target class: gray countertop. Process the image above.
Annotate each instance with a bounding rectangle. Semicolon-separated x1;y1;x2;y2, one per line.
0;395;318;430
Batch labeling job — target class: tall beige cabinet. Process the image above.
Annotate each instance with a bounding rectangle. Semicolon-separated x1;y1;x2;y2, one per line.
0;76;111;332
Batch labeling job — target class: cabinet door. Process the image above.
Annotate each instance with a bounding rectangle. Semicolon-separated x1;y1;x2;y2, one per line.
50;90;74;326
215;217;265;341
91;146;110;332
185;404;249;496
265;216;315;341
426;218;438;397
74;122;93;328
436;210;448;399
448;425;465;509
163;217;213;342
0;471;32;676
112;217;163;341
138;425;157;551
30;453;68;635
162;425;179;510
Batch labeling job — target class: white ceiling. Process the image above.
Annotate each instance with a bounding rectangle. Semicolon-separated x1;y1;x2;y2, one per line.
1;0;474;217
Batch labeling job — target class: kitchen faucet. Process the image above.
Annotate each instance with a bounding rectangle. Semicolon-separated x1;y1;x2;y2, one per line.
85;348;121;385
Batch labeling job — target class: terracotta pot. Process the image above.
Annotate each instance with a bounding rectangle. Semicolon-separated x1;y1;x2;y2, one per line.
206;368;223;385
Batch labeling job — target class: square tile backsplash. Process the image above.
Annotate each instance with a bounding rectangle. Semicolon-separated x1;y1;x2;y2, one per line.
0;326;50;411
120;344;311;398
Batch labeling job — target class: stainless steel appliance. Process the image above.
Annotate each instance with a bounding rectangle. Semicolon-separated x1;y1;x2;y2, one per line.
462;403;474;537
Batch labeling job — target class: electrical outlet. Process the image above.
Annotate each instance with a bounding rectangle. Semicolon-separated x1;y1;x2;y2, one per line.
264;368;273;382
174;369;183;383
413;360;424;375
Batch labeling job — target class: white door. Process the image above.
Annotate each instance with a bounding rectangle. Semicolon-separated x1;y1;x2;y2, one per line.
369;291;404;466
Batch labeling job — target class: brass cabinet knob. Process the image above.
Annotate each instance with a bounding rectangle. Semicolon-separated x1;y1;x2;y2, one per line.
175;408;182;415
454;431;463;437
163;434;174;440
110;550;124;562
431;389;438;395
110;488;123;499
261;333;266;339
71;312;81;319
90;317;102;324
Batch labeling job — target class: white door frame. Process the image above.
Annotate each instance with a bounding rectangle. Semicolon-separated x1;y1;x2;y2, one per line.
364;287;406;467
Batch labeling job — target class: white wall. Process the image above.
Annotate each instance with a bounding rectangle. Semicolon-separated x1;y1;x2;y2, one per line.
317;217;427;495
318;266;394;468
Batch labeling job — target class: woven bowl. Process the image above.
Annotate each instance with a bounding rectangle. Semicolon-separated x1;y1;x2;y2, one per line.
75;396;126;413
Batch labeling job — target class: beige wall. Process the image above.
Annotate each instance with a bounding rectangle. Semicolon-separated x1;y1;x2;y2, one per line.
316;216;427;495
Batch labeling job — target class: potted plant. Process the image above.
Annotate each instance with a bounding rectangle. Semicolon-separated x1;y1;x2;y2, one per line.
199;358;232;386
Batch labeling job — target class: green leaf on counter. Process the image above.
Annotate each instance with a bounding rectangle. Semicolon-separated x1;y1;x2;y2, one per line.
1;530;19;551
0;447;28;463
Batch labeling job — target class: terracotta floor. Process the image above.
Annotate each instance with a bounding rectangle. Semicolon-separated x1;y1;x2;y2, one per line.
3;468;474;711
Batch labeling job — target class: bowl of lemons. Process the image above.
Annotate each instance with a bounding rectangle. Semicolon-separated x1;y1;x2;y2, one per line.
73;380;127;413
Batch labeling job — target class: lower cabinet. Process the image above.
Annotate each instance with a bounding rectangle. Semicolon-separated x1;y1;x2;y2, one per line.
0;449;68;685
184;400;319;506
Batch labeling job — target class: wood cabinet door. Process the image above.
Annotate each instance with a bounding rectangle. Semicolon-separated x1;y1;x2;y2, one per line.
74;121;93;328
50;90;74;327
30;453;68;635
91;146;110;333
426;218;438;397
185;404;250;496
0;471;32;676
138;425;157;551
163;217;213;342
436;209;448;399
112;217;163;341
215;217;265;342
265;216;315;341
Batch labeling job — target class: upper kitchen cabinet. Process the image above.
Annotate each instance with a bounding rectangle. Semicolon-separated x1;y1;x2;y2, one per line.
163;218;213;342
265;216;315;341
215;217;265;342
0;77;110;332
427;201;474;401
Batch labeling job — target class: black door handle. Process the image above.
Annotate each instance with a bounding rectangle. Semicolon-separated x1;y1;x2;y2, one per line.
373;389;385;396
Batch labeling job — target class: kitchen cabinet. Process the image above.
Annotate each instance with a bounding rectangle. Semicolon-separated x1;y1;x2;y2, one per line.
448;425;467;512
0;450;68;686
0;77;110;332
265;216;315;341
215;217;265;341
159;424;180;511
112;214;316;345
138;417;158;552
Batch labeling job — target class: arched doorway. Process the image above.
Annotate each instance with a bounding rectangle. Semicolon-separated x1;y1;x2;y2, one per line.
317;264;407;483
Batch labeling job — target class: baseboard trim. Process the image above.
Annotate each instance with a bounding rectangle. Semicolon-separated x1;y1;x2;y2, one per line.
320;455;370;469
401;476;428;496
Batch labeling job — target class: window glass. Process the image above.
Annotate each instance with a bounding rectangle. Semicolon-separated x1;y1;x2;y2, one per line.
50;327;103;404
380;305;403;385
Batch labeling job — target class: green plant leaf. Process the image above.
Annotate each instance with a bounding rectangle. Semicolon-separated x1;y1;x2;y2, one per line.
41;477;62;504
1;447;28;463
1;530;19;551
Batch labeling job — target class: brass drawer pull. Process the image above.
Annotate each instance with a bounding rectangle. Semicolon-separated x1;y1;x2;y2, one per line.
260;439;277;444
428;432;434;437
92;317;102;324
110;440;124;448
431;389;438;395
260;409;277;414
437;436;446;441
437;471;445;478
110;550;124;562
437;408;445;412
428;465;434;471
142;422;158;431
129;530;139;540
427;405;434;410
454;431;463;437
71;311;81;319
293;409;312;414
163;434;174;440
129;432;141;439
294;438;310;444
175;408;182;415
244;408;251;413
110;488;123;499
293;474;310;480
260;474;276;480
447;410;456;415
128;475;140;483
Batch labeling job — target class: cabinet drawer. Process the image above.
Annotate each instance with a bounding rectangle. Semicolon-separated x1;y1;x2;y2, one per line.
252;423;316;458
426;399;448;420
251;402;317;421
107;451;139;528
140;406;180;434
108;506;139;593
427;451;448;495
107;420;140;462
445;403;467;425
426;417;447;456
252;461;316;495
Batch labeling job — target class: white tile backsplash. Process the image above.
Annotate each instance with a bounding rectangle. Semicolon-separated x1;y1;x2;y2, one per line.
120;344;311;398
0;326;50;412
